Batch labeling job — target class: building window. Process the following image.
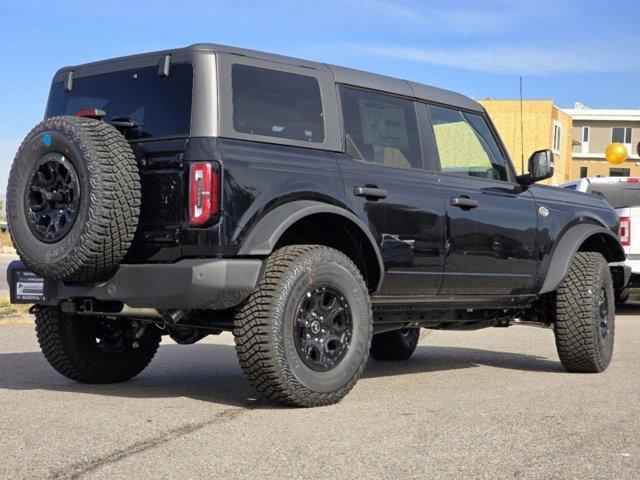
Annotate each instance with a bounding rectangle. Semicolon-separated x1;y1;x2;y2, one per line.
581;126;590;154
580;166;588;178
552;121;562;153
610;167;630;177
612;127;632;144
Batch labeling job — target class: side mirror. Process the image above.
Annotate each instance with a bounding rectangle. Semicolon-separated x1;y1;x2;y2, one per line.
517;150;554;185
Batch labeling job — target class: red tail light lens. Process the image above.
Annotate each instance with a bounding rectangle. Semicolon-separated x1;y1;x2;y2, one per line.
75;108;106;119
189;162;219;226
620;216;630;246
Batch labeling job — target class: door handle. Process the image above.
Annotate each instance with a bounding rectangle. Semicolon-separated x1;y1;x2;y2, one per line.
354;186;388;199
450;196;479;209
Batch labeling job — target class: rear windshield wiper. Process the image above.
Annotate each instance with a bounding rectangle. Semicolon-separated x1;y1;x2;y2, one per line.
109;117;142;129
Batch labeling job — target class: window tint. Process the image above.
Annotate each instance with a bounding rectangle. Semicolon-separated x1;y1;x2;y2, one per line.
231;64;324;142
46;64;193;139
340;86;422;169
428;105;509;181
562;184;577;191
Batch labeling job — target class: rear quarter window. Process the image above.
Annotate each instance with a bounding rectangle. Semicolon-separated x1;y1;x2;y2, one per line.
231;64;325;143
46;63;193;139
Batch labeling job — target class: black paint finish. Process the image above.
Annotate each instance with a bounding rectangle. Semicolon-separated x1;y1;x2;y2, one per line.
438;174;538;295
118;134;621;307
339;156;445;296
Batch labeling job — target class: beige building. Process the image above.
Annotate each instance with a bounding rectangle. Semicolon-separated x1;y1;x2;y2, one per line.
479;100;572;185
562;103;640;178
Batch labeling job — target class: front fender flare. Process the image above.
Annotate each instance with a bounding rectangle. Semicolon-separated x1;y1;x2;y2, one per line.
237;200;385;291
539;224;625;294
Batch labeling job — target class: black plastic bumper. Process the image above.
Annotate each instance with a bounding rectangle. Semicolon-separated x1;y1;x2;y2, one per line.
8;258;264;310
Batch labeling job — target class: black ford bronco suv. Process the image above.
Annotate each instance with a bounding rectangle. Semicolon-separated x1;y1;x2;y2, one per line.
7;44;630;407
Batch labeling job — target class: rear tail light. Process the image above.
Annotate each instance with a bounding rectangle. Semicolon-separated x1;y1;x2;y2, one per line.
189;162;219;226
620;216;630;246
621;178;640;182
75;108;106;119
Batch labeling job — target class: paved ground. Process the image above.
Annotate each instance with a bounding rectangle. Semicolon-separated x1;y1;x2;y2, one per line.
1;307;639;480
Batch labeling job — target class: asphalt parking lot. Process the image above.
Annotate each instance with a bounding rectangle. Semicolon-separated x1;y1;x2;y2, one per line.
1;307;639;480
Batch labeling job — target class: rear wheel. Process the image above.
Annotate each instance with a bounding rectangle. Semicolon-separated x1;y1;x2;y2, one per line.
370;327;420;361
35;307;161;383
553;252;615;373
233;245;372;407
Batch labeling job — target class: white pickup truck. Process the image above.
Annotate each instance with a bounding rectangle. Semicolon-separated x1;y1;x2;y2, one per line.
561;176;640;303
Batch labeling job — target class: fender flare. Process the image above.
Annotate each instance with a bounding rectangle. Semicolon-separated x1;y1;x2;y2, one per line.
539;224;625;294
237;200;385;291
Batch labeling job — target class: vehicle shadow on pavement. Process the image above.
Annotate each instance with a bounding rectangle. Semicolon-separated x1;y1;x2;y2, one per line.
0;343;563;406
615;301;640;315
364;346;564;379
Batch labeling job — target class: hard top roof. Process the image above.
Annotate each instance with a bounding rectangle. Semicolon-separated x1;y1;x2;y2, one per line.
53;43;483;113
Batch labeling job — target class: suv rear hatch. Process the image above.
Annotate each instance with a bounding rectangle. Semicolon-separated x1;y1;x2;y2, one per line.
45;63;194;262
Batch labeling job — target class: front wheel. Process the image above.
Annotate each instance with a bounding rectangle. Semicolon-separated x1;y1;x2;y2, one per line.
35;307;161;383
553;252;615;373
233;245;372;407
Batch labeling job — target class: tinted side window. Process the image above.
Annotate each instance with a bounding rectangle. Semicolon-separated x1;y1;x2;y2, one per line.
340;86;422;170
231;64;324;142
428;105;509;181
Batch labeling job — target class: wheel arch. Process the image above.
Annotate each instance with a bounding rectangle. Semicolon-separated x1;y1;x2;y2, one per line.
539;224;625;294
237;200;384;292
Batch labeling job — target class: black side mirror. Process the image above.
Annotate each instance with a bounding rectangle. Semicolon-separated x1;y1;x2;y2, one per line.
517;150;554;185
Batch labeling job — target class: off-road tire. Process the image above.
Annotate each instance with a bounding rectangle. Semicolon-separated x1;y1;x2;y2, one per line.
553;252;615;373
7;116;140;282
370;327;420;361
35;306;161;383
233;245;372;407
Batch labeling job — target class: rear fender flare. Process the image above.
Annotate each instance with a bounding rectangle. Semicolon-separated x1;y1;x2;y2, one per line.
237;200;384;291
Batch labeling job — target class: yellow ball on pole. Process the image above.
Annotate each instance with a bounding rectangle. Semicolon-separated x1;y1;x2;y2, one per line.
605;143;628;165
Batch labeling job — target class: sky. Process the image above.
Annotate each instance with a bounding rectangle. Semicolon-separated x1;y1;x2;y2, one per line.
1;0;640;194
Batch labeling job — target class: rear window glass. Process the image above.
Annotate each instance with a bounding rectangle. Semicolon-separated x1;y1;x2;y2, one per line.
46;63;193;139
588;184;640;208
231;64;324;142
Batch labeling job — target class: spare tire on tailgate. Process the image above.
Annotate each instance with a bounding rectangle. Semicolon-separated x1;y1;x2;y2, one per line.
6;116;141;282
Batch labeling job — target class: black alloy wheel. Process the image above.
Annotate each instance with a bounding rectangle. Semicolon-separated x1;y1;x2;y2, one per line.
294;285;353;371
25;153;80;243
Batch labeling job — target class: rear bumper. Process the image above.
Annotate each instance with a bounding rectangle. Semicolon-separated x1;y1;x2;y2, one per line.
8;258;263;310
621;258;640;275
